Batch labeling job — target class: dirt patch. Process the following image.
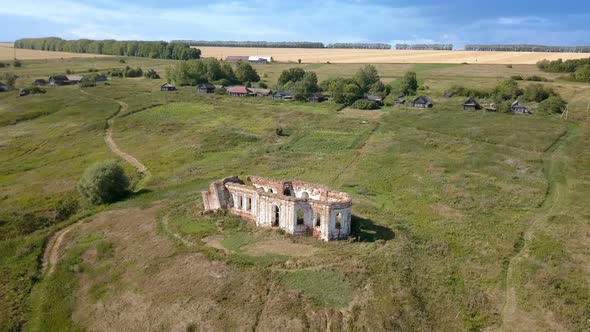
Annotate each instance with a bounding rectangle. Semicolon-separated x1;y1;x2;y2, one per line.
430;203;464;220
242;240;319;257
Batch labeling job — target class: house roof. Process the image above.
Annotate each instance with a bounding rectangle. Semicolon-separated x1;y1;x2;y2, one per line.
161;83;175;88
463;97;481;106
228;86;249;94
366;95;383;101
248;87;272;95
309;92;325;98
0;82;7;87
66;75;82;81
511;100;524;107
394;98;406;102
413;96;432;104
274;90;293;97
214;85;225;89
198;83;215;89
49;75;68;81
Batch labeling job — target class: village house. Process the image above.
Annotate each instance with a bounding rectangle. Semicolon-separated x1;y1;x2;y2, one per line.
0;82;8;92
308;92;326;103
247;87;273;96
365;94;384;106
412;96;433;108
273;91;293;101
160;83;176;91
227;86;250;97
511;100;532;115
463;97;482;111
202;176;353;241
197;83;215;94
19;88;30;97
48;75;82;86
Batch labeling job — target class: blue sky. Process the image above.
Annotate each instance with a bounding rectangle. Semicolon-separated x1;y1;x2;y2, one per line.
1;0;589;48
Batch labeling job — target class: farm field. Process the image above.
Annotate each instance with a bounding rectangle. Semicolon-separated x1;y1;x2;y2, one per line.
1;57;590;331
0;42;110;61
197;46;590;64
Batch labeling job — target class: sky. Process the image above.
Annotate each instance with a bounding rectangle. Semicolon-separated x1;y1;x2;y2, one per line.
1;0;589;48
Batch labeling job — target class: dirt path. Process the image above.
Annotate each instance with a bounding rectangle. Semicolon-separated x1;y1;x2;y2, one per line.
43;90;153;275
499;127;574;330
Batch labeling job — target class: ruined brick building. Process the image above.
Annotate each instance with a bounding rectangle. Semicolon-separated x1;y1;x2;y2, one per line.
202;176;352;241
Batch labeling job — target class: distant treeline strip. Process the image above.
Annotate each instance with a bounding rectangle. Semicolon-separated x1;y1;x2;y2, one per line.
395;44;453;51
465;44;590;53
14;37;201;60
175;40;391;49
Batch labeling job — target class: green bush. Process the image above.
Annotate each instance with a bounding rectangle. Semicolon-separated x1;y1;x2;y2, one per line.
538;95;567;114
28;85;47;94
144;69;160;79
80;75;96;88
13;59;22;67
124;66;143;77
0;62;5;68
510;75;523;80
351;99;379;110
525;75;549;82
76;160;130;205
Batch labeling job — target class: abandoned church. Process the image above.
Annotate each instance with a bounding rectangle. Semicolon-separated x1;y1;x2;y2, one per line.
202;176;352;241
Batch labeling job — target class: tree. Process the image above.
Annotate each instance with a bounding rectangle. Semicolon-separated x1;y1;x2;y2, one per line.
354;64;380;92
351;99;379;110
277;68;319;100
220;63;236;83
144;69;160;79
492;80;522;101
522;83;553;102
80;75;96;87
399;71;418;96
278;68;305;85
321;77;362;104
13;59;22;67
1;73;18;89
76;160;130;205
235;62;260;82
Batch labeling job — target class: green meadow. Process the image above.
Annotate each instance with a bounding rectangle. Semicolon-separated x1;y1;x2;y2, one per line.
1;57;589;331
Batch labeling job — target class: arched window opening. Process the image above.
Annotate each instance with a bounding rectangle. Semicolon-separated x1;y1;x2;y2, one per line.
247;197;252;212
273;205;280;227
301;191;309;199
237;195;242;209
335;213;342;230
268;188;274;194
297;208;304;225
283;188;291;196
315;213;321;227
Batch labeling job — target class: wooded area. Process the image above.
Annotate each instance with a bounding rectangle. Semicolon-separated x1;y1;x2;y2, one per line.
14;38;201;60
395;44;453;50
465;44;590;52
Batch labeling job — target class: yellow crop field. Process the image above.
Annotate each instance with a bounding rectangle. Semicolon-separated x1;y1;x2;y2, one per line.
197;46;590;64
0;43;109;61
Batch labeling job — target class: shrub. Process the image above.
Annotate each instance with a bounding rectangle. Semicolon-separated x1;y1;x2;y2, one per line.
1;73;18;89
538;95;567;114
66;68;73;74
144;69;160;79
28;86;46;94
351;99;379;110
511;75;523;80
399;71;418;96
13;59;22;67
522;83;555;102
259;82;268;89
573;65;590;82
88;68;98;72
525;75;549;82
506;64;513;68
0;63;5;68
124;66;143;77
76;160;130;205
119;59;126;63
80;75;96;88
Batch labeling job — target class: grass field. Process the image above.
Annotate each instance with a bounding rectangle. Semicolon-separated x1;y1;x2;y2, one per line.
1;57;589;331
197;46;590;64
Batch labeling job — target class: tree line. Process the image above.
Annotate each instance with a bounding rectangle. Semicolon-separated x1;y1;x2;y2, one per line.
537;57;590;82
14;38;201;60
465;44;590;53
395;44;453;50
165;58;260;86
176;40;393;49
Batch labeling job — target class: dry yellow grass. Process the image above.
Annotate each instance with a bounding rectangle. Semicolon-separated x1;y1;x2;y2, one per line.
0;43;109;61
197;46;590;64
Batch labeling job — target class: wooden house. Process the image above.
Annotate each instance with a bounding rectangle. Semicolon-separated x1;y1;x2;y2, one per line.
365;94;384;106
19;88;30;97
0;82;8;92
463;98;482;111
394;98;406;105
412;96;433;108
511;100;532;115
308;93;326;103
227;86;250;97
48;75;82;86
272;91;293;101
161;83;176;91
197;83;215;94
